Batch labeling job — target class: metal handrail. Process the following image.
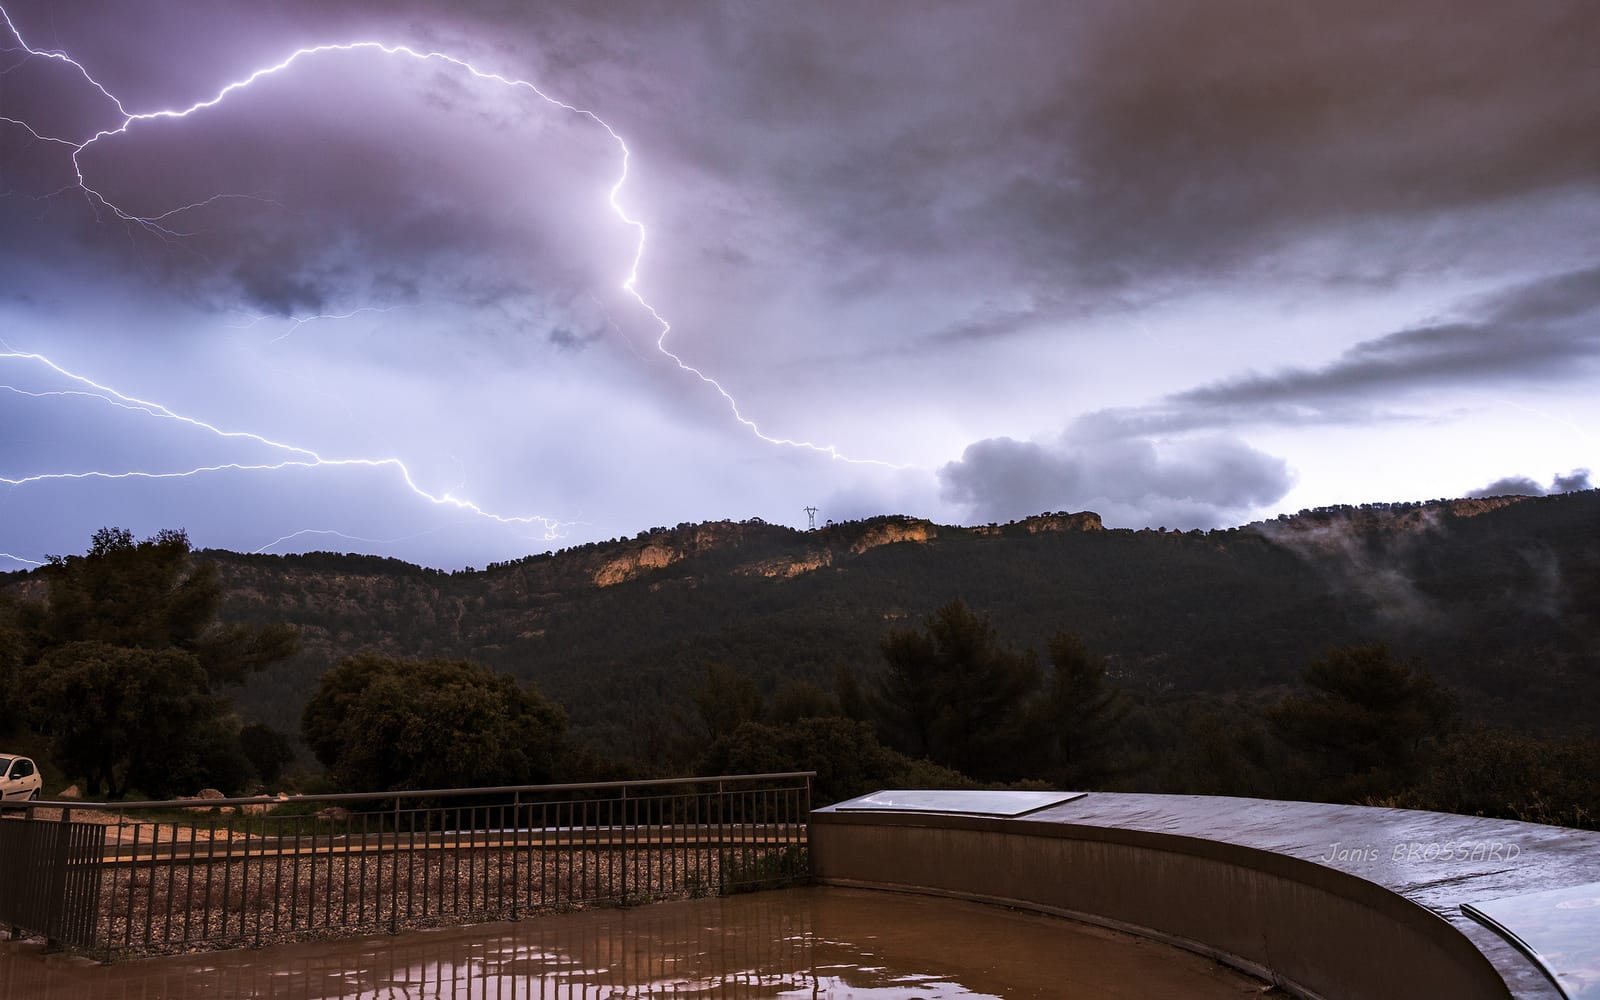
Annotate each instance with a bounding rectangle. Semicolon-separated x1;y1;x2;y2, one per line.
3;771;816;958
23;771;818;812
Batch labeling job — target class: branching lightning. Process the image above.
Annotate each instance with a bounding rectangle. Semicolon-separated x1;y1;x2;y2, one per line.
0;5;898;473
0;347;569;537
223;306;401;345
251;527;441;555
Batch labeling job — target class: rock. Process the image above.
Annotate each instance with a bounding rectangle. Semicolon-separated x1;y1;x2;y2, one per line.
58;784;81;799
1021;511;1104;534
315;806;352;823
738;550;833;578
849;518;936;554
185;788;228;813
593;543;679;587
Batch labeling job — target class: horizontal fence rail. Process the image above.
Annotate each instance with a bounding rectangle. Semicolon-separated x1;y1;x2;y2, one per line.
0;772;813;960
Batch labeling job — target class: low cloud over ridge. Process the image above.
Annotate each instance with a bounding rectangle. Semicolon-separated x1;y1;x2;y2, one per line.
939;433;1293;530
1468;469;1592;498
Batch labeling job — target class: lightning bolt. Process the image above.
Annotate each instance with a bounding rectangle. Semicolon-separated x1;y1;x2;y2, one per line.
251;527;441;555
0;347;570;537
0;5;900;470
224;306;401;345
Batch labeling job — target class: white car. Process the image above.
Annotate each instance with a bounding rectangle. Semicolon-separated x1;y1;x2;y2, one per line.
0;755;43;807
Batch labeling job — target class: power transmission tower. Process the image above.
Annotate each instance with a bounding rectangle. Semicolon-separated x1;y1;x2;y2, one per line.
804;506;818;530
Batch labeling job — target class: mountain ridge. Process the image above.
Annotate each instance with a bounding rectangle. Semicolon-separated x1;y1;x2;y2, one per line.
6;491;1594;755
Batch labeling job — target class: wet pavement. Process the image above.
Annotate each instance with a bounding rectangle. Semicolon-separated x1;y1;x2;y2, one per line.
0;886;1268;998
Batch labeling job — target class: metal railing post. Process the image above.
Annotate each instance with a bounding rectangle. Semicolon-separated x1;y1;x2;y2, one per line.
619;785;629;902
510;790;521;921
42;805;72;951
389;799;401;935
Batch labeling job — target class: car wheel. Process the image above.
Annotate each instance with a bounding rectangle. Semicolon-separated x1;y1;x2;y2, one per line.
27;789;39;801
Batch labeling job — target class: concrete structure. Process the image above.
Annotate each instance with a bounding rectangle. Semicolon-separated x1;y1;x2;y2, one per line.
811;791;1600;1000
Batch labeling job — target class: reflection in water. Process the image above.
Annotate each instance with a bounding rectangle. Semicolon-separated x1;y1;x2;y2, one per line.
0;887;1264;998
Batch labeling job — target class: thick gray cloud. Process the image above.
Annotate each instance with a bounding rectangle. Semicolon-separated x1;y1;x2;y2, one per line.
1468;469;1592;498
1050;2;1600;280
1189;267;1600;405
646;0;1600;309
939;433;1293;530
1072;266;1600;440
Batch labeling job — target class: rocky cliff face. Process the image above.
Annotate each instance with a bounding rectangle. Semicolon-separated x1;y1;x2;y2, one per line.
582;511;1114;585
848;518;937;553
738;550;834;579
1442;496;1526;519
591;516;947;585
1021;512;1105;533
593;543;679;587
589;520;790;587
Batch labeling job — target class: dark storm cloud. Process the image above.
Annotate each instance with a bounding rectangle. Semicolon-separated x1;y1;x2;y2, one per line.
939;433;1292;529
1177;266;1600;408
13;2;1596;343
624;1;1600;316
1469;476;1546;498
230;259;330;317
1046;2;1600;276
2;1;633;325
1468;469;1593;498
546;326;601;351
1066;266;1600;440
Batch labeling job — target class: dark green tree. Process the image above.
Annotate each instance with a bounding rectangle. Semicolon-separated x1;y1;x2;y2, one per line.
1268;644;1457;801
870;600;1044;782
301;654;567;791
1409;726;1600;829
691;662;764;741
239;722;296;786
699;716;973;807
1040;632;1130;789
28;527;295;684
17;529;297;797
834;663;871;722
137;714;256;800
29;641;215;798
768;679;839;724
0;607;23;736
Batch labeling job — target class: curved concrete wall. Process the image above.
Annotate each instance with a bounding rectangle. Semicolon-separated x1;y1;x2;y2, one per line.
810;807;1514;1000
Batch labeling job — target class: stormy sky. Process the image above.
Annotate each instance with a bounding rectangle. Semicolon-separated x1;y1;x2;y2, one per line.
3;1;1596;569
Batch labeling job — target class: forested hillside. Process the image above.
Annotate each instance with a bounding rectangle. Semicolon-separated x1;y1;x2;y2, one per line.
4;491;1596;819
171;490;1600;749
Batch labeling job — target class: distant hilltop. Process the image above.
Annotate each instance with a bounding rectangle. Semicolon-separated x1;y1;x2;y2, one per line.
588;511;1103;587
1247;494;1527;532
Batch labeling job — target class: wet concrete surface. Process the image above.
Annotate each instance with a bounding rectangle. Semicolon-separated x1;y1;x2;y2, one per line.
0;886;1268;998
1011;792;1600;997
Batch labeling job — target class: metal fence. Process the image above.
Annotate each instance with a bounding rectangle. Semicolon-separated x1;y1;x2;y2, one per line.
0;772;813;960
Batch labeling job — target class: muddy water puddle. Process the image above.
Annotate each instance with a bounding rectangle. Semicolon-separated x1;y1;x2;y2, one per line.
0;887;1266;998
